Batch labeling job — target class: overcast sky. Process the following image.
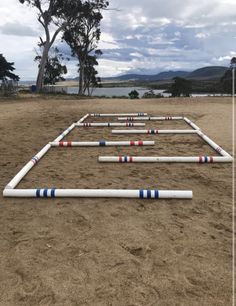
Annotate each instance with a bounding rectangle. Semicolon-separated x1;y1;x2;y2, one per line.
0;0;236;80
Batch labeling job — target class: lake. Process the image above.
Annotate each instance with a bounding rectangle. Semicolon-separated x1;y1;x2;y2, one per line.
64;86;169;97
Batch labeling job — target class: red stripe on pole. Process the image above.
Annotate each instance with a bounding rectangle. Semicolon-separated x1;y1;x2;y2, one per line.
119;156;122;162
147;129;150;134
130;156;133;162
210;156;214;163
67;142;72;147
199;156;203;163
130;141;135;146
138;141;143;146
59;142;64;147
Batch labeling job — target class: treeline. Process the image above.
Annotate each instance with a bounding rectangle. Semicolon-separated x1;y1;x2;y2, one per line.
149;58;236;96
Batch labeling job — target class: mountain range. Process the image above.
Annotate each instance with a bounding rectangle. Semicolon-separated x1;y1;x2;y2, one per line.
102;66;228;82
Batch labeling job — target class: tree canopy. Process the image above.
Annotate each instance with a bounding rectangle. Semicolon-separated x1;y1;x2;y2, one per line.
63;0;108;95
170;77;192;97
220;57;236;94
19;0;108;93
0;54;19;82
35;47;68;85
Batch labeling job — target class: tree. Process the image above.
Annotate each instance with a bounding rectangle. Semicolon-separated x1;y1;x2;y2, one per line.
83;51;102;95
220;57;236;94
34;47;67;85
63;0;108;95
128;90;139;99
0;54;19;81
142;90;163;99
170;77;192;97
19;0;83;92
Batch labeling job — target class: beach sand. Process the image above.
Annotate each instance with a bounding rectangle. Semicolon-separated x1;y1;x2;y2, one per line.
0;95;233;305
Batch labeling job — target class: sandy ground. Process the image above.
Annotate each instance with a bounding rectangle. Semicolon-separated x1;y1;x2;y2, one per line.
0;95;234;306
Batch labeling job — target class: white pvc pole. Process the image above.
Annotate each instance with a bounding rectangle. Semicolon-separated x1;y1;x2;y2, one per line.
76;114;90;124
90;113;147;117
5;143;51;189
98;156;233;163
4;114;89;190
184;117;201;130
3;188;193;199
50;141;155;147
197;130;232;157
112;129;198;134
118;116;183;121
54;114;89;142
76;123;145;127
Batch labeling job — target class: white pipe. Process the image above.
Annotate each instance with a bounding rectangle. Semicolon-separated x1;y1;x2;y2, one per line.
90;113;147;117
98;156;233;163
3;188;193;199
53;123;76;142
197;130;232;157
76;114;90;124
4;114;89;190
112;129;198;134
50;141;155;147
54;114;89;142
118;116;183;121
184;117;201;130
5;143;51;189
76;123;145;127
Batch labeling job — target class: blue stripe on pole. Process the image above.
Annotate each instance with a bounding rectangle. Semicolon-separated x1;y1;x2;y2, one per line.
124;156;128;162
100;141;106;146
151;129;155;134
51;189;56;198
36;189;40;198
155;190;159;199
108;123;110;127
139;190;144;198
147;190;152;199
43;189;48;198
205;156;208;163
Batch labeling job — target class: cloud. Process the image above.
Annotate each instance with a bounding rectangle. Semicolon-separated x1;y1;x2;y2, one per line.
0;0;236;79
0;22;39;37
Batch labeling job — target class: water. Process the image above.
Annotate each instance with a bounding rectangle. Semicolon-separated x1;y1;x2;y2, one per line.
22;83;230;98
65;86;168;97
52;86;230;97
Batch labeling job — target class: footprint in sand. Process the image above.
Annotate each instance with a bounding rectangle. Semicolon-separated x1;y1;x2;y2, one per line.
15;268;41;296
38;294;55;306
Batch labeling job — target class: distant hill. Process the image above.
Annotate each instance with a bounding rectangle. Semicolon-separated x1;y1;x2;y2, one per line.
101;66;228;82
186;66;228;80
103;71;189;82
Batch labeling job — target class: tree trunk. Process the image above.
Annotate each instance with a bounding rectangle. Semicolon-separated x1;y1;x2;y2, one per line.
78;59;84;95
36;42;50;93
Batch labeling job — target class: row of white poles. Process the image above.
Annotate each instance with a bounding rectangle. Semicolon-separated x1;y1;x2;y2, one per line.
50;141;155;147
3;188;193;199
112;129;198;134
5;113;232;199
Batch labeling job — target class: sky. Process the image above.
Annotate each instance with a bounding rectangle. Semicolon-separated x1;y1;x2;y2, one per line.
0;0;236;80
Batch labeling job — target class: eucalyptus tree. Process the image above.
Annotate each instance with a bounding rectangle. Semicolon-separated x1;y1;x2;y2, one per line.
19;0;83;92
34;47;68;85
63;0;108;95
